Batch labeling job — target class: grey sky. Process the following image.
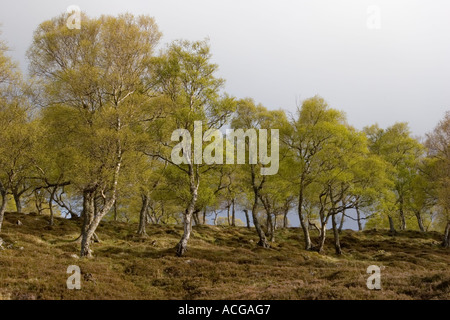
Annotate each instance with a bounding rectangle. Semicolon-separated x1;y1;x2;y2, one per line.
1;0;449;137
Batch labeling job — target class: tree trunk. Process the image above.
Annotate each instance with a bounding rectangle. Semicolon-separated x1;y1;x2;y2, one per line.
80;213;103;258
250;165;269;248
298;188;312;250
79;181;117;255
137;194;149;236
0;185;7;234
283;209;288;228
415;211;425;232
265;210;270;233
114;200;118;221
226;204;231;226
399;197;406;230
317;223;327;253
251;200;269;248
81;189;95;237
244;209;250;229
34;190;44;215
332;213;342;255
309;220;322;237
13;190;22;214
231;198;236;227
442;221;450;248
192;209;200;226
49;186;57;226
267;212;274;242
388;215;397;235
177;210;193;256
176;165;199;257
213;211;219;226
80;189;95;256
356;206;362;231
338;210;345;233
202;208;206;224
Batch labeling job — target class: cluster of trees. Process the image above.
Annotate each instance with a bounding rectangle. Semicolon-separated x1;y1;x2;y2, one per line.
0;13;448;258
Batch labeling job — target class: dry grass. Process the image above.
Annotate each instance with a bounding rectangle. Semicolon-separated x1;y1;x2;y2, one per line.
0;212;448;300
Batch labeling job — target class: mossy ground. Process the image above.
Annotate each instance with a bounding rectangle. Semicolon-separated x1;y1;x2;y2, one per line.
0;212;448;300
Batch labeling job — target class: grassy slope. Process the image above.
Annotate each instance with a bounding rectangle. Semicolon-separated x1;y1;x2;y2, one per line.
0;212;448;300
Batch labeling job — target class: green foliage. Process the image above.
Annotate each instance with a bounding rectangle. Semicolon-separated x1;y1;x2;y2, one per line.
0;12;449;258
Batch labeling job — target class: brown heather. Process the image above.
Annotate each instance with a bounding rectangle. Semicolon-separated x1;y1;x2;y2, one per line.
0;212;448;300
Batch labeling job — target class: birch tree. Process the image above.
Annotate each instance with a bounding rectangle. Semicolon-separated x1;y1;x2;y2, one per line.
148;39;235;256
28;13;162;257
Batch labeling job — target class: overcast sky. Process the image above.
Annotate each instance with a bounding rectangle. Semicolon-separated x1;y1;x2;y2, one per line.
1;0;449;137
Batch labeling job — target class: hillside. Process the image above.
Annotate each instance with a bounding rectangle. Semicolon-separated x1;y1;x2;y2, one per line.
0;212;449;300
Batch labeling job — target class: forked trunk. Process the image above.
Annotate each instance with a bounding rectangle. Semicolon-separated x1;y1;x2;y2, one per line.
80;214;103;258
79;121;122;257
332;213;342;255
79;187;116;256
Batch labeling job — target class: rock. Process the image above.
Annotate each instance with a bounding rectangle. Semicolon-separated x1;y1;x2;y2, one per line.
16;220;23;226
19;247;24;251
151;240;157;247
70;254;79;259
